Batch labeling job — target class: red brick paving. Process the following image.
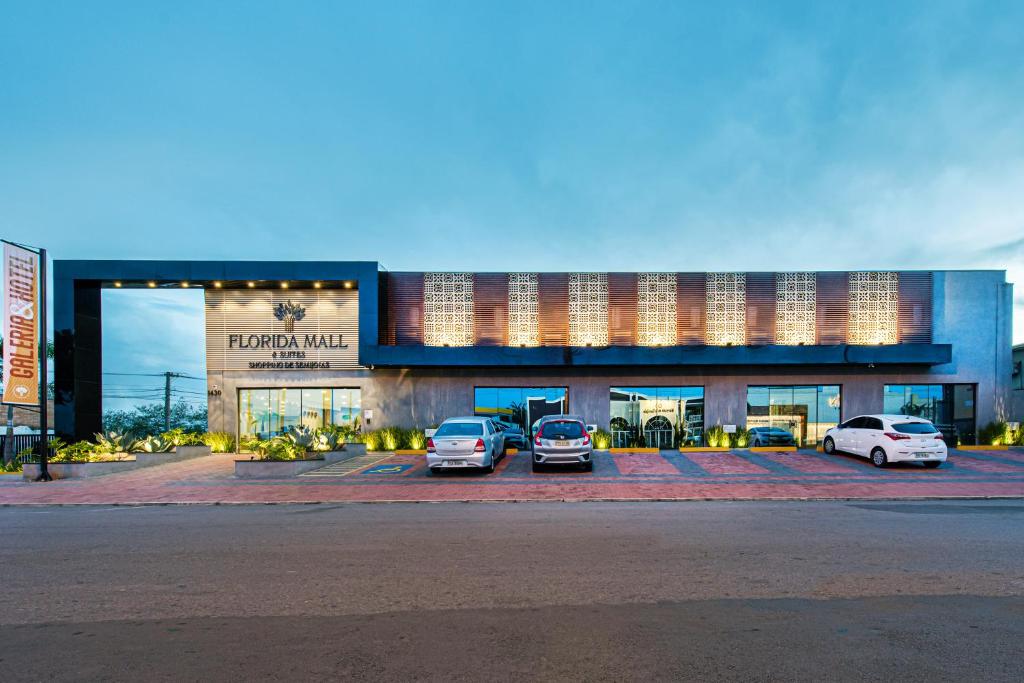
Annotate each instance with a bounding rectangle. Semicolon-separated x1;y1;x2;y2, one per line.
683;451;770;475
1;448;1023;505
612;453;678;475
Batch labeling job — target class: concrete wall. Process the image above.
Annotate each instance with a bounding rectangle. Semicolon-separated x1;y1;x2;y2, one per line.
207;270;1014;439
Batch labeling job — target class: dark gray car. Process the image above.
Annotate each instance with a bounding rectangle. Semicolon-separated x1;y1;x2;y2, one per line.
532;415;593;472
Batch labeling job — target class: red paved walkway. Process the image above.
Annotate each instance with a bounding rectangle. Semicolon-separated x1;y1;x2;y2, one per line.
1;448;1023;504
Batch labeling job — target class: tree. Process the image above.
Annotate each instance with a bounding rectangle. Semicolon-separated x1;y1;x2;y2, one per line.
103;401;207;436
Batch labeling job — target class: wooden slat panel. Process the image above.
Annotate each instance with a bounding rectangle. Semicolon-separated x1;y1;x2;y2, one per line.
537;273;569;346
816;272;848;345
473;274;508;346
898;271;933;343
745;272;775;345
387;273;423;345
676;273;706;345
205;289;361;370
607;273;637;346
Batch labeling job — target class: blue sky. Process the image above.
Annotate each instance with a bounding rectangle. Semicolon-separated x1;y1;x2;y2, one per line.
1;1;1022;410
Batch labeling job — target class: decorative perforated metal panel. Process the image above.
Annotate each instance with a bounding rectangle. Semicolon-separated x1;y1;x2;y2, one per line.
423;272;474;346
568;272;608;346
847;271;898;344
507;273;539;347
636;273;677;346
775;272;816;345
705;273;746;345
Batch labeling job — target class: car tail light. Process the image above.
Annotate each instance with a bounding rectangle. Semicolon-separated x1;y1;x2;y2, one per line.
934;433;944;440
534;433;542;446
474;438;485;452
884;432;911;441
426;437;435;453
581;431;591;445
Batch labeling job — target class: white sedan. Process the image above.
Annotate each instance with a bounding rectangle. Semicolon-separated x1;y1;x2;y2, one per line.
426;417;506;474
823;414;947;468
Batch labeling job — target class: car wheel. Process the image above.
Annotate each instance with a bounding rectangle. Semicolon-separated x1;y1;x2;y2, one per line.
582;460;593;472
871;448;888;468
532;461;542;473
486;455;496;474
923;461;941;469
823;437;836;454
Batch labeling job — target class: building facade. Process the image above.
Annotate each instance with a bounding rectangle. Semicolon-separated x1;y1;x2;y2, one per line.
53;262;1014;447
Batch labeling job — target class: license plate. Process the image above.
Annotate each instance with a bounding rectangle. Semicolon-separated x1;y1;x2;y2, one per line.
557;441;572;448
914;452;930;458
442;460;465;467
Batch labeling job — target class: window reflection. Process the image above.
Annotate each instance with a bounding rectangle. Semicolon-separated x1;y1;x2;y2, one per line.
473;387;568;434
745;385;841;446
239;387;362;439
883;384;976;444
609;387;704;448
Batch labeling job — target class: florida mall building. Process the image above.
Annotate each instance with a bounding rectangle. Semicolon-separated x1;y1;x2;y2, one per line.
52;262;1015;448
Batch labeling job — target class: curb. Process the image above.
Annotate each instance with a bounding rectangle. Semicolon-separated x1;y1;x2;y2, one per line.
3;494;1024;507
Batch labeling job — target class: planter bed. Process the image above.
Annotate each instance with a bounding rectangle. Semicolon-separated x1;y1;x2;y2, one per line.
23;460;138;480
234;458;327;479
134;445;212;467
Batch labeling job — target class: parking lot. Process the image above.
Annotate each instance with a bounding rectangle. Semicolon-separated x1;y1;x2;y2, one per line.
2;447;1023;505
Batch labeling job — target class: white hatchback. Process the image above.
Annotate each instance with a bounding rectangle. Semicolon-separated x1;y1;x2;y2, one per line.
823;414;947;468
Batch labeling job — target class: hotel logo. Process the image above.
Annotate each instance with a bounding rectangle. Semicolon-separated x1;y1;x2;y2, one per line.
273;300;306;332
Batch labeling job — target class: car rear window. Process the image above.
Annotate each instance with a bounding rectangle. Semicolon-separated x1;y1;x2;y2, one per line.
540;421;585;439
434;422;484;437
892;422;939;435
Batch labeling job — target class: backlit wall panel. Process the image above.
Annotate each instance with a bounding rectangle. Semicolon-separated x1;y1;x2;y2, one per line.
847;271;898;345
423;272;474;347
568;273;609;346
636;273;677;346
705;273;746;346
507;273;539;347
775;272;816;345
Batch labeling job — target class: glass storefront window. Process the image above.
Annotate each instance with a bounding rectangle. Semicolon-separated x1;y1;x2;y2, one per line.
473;387;568;435
745;385;841;446
239;387;362;440
883;384;976;444
609;387;704;448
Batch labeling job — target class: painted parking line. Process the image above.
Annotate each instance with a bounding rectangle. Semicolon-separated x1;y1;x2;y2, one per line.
299;454;394;478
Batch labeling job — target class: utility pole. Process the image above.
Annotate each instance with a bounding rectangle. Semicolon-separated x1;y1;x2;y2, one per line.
164;371;183;431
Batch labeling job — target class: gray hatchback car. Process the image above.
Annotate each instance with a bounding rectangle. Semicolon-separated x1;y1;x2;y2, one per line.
532;415;593;472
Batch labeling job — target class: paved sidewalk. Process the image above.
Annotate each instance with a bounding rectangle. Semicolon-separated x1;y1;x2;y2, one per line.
1;448;1023;505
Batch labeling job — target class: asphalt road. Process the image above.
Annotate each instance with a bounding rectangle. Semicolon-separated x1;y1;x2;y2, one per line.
1;501;1022;681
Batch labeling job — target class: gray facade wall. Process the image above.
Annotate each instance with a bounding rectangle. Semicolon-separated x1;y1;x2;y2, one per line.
207;270;1014;437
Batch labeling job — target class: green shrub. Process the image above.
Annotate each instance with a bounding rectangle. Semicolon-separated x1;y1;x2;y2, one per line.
978;421;1010;446
730;429;751;448
202;431;235;453
361;426;427;451
51;440;97;463
592;428;612;450
161;427;204;447
705;425;728;448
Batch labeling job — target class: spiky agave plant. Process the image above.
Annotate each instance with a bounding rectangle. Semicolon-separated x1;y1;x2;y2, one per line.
138;435;174;453
94;430;139;455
